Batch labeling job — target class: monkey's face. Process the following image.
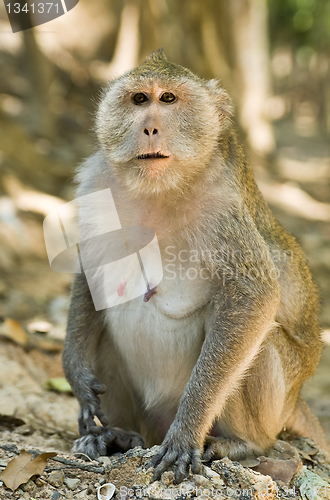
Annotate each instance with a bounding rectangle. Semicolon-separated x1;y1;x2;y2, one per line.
96;60;233;196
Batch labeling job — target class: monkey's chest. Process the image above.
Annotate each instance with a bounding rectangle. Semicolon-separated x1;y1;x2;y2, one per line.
104;275;211;408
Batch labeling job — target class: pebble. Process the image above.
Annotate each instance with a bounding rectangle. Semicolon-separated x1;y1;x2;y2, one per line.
98;456;113;466
203;466;221;479
21;479;35;491
51;492;62;500
64;477;80;490
48;471;64;488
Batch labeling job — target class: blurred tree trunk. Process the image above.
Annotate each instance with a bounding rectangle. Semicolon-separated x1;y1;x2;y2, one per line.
229;0;275;155
107;0;141;77
107;0;275;156
15;10;56;138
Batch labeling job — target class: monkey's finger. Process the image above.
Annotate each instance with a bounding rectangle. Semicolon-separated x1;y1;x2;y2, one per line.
148;446;167;468
78;409;95;435
78;423;87;436
191;449;202;474
93;381;107;394
131;434;146;449
202;446;215;462
173;452;190;484
152;451;178;481
102;428;117;445
114;433;131;452
95;409;109;426
89;425;104;435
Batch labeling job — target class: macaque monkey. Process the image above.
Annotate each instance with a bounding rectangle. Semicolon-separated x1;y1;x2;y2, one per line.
62;50;328;483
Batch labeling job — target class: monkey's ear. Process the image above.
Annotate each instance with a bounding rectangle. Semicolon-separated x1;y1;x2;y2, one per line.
144;48;167;63
205;79;234;126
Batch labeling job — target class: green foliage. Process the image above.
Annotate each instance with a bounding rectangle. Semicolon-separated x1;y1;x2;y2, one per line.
268;0;330;50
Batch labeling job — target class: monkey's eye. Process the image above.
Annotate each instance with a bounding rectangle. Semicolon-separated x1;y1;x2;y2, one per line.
160;92;176;103
133;93;148;104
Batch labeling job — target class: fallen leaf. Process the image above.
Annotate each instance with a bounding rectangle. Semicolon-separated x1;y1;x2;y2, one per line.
42;377;72;393
0;450;56;491
298;449;318;464
253;456;302;485
27;321;52;334
0;414;25;430
0;318;28;346
27;333;63;352
238;456;261;467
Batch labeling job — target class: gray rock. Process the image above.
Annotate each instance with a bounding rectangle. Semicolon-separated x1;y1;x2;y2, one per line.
64;477;80;490
48;471;64;488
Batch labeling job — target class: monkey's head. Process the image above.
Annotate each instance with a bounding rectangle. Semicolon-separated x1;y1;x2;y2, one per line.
96;49;233;196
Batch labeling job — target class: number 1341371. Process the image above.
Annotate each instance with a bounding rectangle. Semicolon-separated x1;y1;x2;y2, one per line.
6;3;60;14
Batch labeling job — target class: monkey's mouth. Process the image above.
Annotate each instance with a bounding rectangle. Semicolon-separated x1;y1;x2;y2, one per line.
137;152;169;160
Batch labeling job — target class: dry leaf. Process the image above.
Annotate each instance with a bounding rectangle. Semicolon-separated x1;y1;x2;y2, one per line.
1;450;56;491
253;456;302;485
0;318;28;346
42;377;72;393
28;332;63;352
238;456;261;467
0;414;25;431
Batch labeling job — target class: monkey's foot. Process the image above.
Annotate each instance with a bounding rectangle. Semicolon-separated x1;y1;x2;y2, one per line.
73;427;145;459
202;436;254;462
149;437;202;484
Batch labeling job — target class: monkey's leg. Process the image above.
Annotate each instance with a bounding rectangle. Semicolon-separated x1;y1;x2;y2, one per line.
203;332;329;461
72;328;146;459
150;276;280;483
63;273;110;435
202;339;288;461
285;397;330;452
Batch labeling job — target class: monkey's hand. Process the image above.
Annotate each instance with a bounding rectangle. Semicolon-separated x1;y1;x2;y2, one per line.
149;428;202;484
76;376;109;436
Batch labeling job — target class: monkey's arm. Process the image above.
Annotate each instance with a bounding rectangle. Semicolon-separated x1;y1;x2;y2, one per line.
62;272;108;435
151;247;280;483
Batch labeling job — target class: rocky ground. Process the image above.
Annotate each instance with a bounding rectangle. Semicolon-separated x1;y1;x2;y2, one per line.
0;330;329;499
1;429;330;499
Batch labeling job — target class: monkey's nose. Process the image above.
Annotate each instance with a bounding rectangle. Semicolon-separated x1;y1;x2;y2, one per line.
144;128;158;136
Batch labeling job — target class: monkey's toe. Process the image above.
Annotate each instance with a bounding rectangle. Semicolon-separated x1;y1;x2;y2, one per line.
111;427;146;452
202;436;250;462
73;430;113;459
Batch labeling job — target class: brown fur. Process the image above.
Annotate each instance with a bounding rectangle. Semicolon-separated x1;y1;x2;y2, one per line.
62;50;328;483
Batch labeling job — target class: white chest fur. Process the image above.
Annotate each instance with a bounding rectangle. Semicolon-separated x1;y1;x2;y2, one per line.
105;272;210;409
79;179;214;408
